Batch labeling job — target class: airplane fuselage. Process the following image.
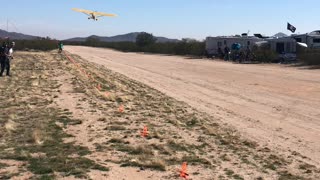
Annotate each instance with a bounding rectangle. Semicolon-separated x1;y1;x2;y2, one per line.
88;13;98;21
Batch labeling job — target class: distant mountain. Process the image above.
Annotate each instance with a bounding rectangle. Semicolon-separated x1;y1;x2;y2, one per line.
0;29;40;40
65;32;180;43
273;32;288;38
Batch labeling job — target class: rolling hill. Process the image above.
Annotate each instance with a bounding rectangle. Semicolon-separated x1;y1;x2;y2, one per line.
0;29;40;40
65;32;180;43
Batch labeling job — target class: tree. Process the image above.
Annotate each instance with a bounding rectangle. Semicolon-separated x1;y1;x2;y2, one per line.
85;36;101;47
136;32;156;47
182;38;197;43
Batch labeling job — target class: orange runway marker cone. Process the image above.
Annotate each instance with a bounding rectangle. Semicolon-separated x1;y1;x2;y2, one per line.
118;105;124;113
140;126;149;138
179;162;189;179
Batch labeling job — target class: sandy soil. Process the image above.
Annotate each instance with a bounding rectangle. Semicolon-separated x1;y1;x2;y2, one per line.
66;46;320;167
2;50;319;179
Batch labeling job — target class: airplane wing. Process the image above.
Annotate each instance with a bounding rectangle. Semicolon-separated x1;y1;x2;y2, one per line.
72;8;93;15
94;11;117;17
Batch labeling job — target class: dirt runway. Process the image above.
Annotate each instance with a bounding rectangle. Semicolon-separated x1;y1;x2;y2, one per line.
66;46;320;167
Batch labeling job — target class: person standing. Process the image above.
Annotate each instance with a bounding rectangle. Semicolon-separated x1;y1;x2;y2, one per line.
245;46;251;62
218;47;224;59
224;46;230;61
0;42;8;77
58;41;64;53
0;42;14;77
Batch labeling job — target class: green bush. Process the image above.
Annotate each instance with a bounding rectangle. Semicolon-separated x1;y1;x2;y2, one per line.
252;44;278;62
297;48;320;65
136;32;156;47
12;39;58;51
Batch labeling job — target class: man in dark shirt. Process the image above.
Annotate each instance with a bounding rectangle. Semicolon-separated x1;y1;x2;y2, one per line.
0;42;12;77
58;41;64;53
245;46;251;61
224;46;230;61
0;42;7;76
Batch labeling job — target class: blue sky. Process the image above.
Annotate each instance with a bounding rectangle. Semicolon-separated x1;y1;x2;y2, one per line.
1;0;320;40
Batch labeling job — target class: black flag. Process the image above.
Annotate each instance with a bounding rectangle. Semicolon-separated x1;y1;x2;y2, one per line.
287;23;296;33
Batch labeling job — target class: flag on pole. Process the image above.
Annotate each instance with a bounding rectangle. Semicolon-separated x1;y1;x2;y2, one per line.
287;23;296;33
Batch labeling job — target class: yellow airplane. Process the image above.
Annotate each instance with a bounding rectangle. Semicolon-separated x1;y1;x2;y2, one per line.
72;8;117;21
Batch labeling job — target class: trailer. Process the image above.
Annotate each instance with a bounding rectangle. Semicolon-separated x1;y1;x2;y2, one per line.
205;35;263;56
292;30;320;49
267;37;296;54
267;37;297;62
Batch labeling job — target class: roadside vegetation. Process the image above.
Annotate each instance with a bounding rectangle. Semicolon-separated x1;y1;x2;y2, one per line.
66;32;206;57
297;47;320;65
252;44;278;63
12;38;58;51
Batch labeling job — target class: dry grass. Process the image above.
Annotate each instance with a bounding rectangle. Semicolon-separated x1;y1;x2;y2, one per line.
32;129;45;145
4;120;18;132
0;51;109;179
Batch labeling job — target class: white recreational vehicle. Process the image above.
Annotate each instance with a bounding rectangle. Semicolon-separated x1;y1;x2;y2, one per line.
267;37;297;62
205;34;297;61
205;35;262;56
292;30;320;48
267;37;296;54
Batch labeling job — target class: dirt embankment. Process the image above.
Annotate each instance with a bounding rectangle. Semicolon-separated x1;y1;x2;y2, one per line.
0;50;319;179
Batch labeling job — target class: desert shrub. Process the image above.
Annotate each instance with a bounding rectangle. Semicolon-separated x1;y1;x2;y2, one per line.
13;39;58;51
136;32;156;47
297;47;320;65
85;36;101;47
109;42;139;52
252;44;278;62
65;40;206;57
188;41;206;56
